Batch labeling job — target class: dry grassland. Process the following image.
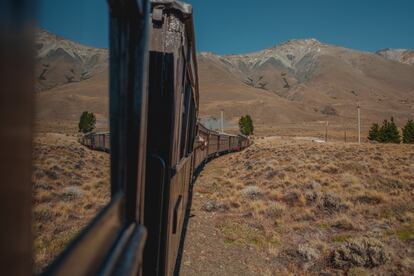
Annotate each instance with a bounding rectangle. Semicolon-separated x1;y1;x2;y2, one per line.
182;137;414;275
32;132;110;272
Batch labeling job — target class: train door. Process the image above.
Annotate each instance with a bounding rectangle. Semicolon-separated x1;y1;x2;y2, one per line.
144;49;175;276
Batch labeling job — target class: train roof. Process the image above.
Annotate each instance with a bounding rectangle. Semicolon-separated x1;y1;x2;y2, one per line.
150;0;199;109
151;0;192;15
197;123;244;138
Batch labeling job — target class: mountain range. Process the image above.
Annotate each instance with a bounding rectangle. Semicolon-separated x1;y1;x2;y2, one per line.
34;29;414;135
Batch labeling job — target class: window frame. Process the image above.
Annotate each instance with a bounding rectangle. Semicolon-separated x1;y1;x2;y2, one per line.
42;0;150;275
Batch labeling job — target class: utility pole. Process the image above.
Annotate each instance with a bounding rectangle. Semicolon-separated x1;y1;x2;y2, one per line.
357;103;361;144
220;110;224;133
325;121;329;142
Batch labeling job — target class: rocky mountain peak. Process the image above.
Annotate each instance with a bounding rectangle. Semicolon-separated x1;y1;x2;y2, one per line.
376;48;414;66
35;28;108;92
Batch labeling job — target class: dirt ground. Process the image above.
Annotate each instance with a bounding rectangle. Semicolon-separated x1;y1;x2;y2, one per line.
181;137;414;275
32;132;110;273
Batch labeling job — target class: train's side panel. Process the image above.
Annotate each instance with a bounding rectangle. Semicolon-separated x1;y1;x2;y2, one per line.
193;124;209;170
231;136;239;150
218;135;229;153
238;135;249;149
80;132;110;152
168;156;192;275
145;2;199;275
207;132;219;156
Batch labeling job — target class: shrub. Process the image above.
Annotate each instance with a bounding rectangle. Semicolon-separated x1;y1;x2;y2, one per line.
265;202;286;218
62;186;83;201
78;111;96;133
367;123;380;141
330;237;390;268
402;119;414;144
378;117;401;143
202;200;229;212
241;186;263;200
332;217;356;230
239;115;254;136
355;192;385;205
320;193;348;213
283;189;306;207
321;105;338;116
369;117;401;143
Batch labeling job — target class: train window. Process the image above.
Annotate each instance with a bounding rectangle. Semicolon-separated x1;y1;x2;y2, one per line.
32;1;110;272
187;93;196;153
180;73;192;159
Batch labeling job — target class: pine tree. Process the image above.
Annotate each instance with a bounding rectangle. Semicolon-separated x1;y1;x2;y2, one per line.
379;117;401;143
78;111;96;133
402;119;414;144
239;115;254;136
368;123;380;142
245;115;254;135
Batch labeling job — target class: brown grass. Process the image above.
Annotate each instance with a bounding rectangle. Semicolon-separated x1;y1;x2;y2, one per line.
189;137;414;275
32;132;110;273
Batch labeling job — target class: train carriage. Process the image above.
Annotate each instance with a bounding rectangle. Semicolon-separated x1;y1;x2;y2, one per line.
143;1;199;275
218;134;230;153
192;123;209;171
207;130;220;157
229;134;240;151
238;134;250;148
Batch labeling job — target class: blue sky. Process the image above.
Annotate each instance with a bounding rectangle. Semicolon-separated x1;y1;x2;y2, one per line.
38;0;108;48
39;0;414;54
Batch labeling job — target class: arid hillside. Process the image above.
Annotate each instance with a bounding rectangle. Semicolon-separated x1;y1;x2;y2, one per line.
198;40;414;134
34;30;414;136
35;29;108;92
34;29;109;133
182;137;414;275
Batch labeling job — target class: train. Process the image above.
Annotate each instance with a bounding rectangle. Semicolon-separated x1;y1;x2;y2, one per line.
81;126;249;165
80;124;249;275
81;132;111;152
1;0;250;276
78;2;250;275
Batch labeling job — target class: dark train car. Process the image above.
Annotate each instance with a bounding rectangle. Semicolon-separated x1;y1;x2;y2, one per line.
95;132;110;152
81;132;110;152
193;123;209;170
218;134;230;153
143;1;199;275
238;134;250;149
207;130;220;157
229;134;240;151
81;133;93;148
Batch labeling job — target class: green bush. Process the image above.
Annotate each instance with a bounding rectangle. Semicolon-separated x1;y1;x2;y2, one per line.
368;117;401;144
378;117;401;143
78;111;96;133
367;123;380;141
402;120;414;144
239;115;254;136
